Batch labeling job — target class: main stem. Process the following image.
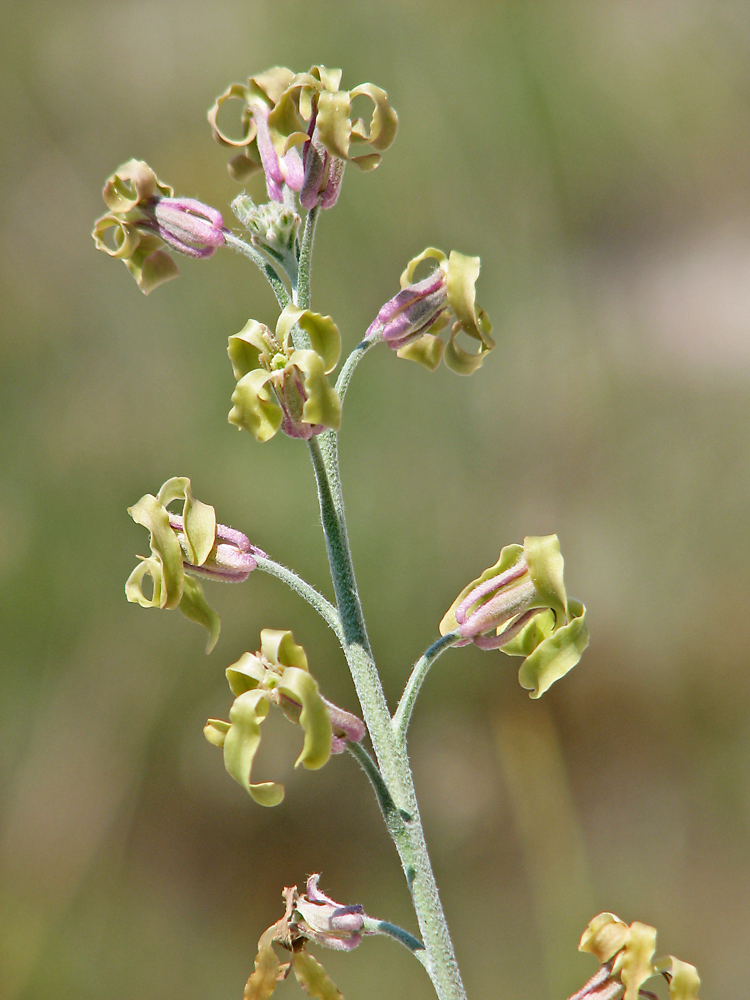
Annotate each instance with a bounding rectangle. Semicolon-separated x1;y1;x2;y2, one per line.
308;436;467;1000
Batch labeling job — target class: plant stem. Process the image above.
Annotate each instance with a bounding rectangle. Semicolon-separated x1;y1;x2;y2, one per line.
335;338;379;403
253;555;342;641
309;434;467;1000
392;633;459;744
224;232;290;309
295;205;320;310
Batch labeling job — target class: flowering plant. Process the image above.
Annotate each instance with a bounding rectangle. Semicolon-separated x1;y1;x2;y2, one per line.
94;64;700;1000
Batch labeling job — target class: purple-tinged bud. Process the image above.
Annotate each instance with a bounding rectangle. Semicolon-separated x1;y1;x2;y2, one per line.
321;697;366;753
252;101;304;202
366;268;447;349
168;514;265;582
149;198;225;258
292;876;365;951
299;122;347;211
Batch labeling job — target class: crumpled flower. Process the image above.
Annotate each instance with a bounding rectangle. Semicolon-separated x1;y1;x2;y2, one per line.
569;913;700;1000
209;65;398;209
365;247;494;374
227;303;341;441
92;160;225;293
203;629;366;806
242;877;374;1000
125;477;262;651
440;534;588;697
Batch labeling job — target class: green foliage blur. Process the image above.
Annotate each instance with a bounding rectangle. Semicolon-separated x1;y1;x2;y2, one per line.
2;1;750;997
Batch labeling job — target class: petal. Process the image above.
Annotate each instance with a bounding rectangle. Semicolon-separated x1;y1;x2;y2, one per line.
653;957;701;1000
244;928;285;1000
278;666;332;770
316;90;352;160
226;651;267;695
522;534;568;622
400;247;447;288
124;242;180;294
92;214;140;259
616;922;657;1000
124;556;165;609
396;334;445;371
260;628;309;670
127;494;184;608
228;319;275;380
178;575;220;653
349;83;399;152
224;690;284;806
207;82;257;148
157;477;216;567
291;951;344;999
515;599;589;698
579;913;631;963
289;351;342;431
276;305;341;373
443;328;493;375
229;369;283;442
203;719;230;747
102;159;172;213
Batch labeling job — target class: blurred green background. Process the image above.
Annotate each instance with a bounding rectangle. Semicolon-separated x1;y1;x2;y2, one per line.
2;0;750;997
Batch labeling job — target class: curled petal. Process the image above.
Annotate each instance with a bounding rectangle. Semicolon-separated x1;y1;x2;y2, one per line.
102;158;173;213
514;599;589;698
653;957;701;1000
260;627;309;670
207;82;257;148
229;369;283;441
178;575;220;653
277;666;332;770
223;689;284;806
276;305;341;373
123;236;180;294
291;951;345;996
127;494;184;609
349;83;399;152
158;476;216;567
289;350;342;431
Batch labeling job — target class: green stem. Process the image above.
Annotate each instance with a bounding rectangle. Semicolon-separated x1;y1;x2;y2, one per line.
224;232;290;309
309;434;467;1000
295;205;320;311
361;917;426;960
253;555;342;641
335;338;379;404
392;633;460;745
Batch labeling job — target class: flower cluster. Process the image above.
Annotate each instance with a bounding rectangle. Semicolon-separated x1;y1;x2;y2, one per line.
92;160;225;293
204;629;365;806
227;303;342;441
125;477;261;651
366;247;494;374
570;913;700;1000
440;534;588;697
209;65;398;209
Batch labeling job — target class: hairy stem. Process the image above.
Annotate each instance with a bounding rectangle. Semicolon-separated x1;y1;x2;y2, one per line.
335;337;379;404
392;633;460;744
223;232;290;309
309;434;467;1000
253;555;342;641
295;204;320;310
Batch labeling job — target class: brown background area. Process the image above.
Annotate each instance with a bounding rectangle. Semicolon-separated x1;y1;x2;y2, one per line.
2;1;750;997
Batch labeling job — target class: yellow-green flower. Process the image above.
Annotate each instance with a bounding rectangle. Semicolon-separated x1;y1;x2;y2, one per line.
366;248;494;374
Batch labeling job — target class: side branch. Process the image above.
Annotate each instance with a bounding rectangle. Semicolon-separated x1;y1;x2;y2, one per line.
392;633;460;744
253;555;343;641
223;232;290;309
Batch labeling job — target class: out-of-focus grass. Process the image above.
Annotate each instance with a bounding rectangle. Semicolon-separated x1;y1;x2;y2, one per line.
2;1;750;997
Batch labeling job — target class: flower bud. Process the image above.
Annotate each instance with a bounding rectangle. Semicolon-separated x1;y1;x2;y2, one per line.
231;194;300;261
92;160;225;293
366;248;494;374
569;913;700;1000
440;535;588;697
